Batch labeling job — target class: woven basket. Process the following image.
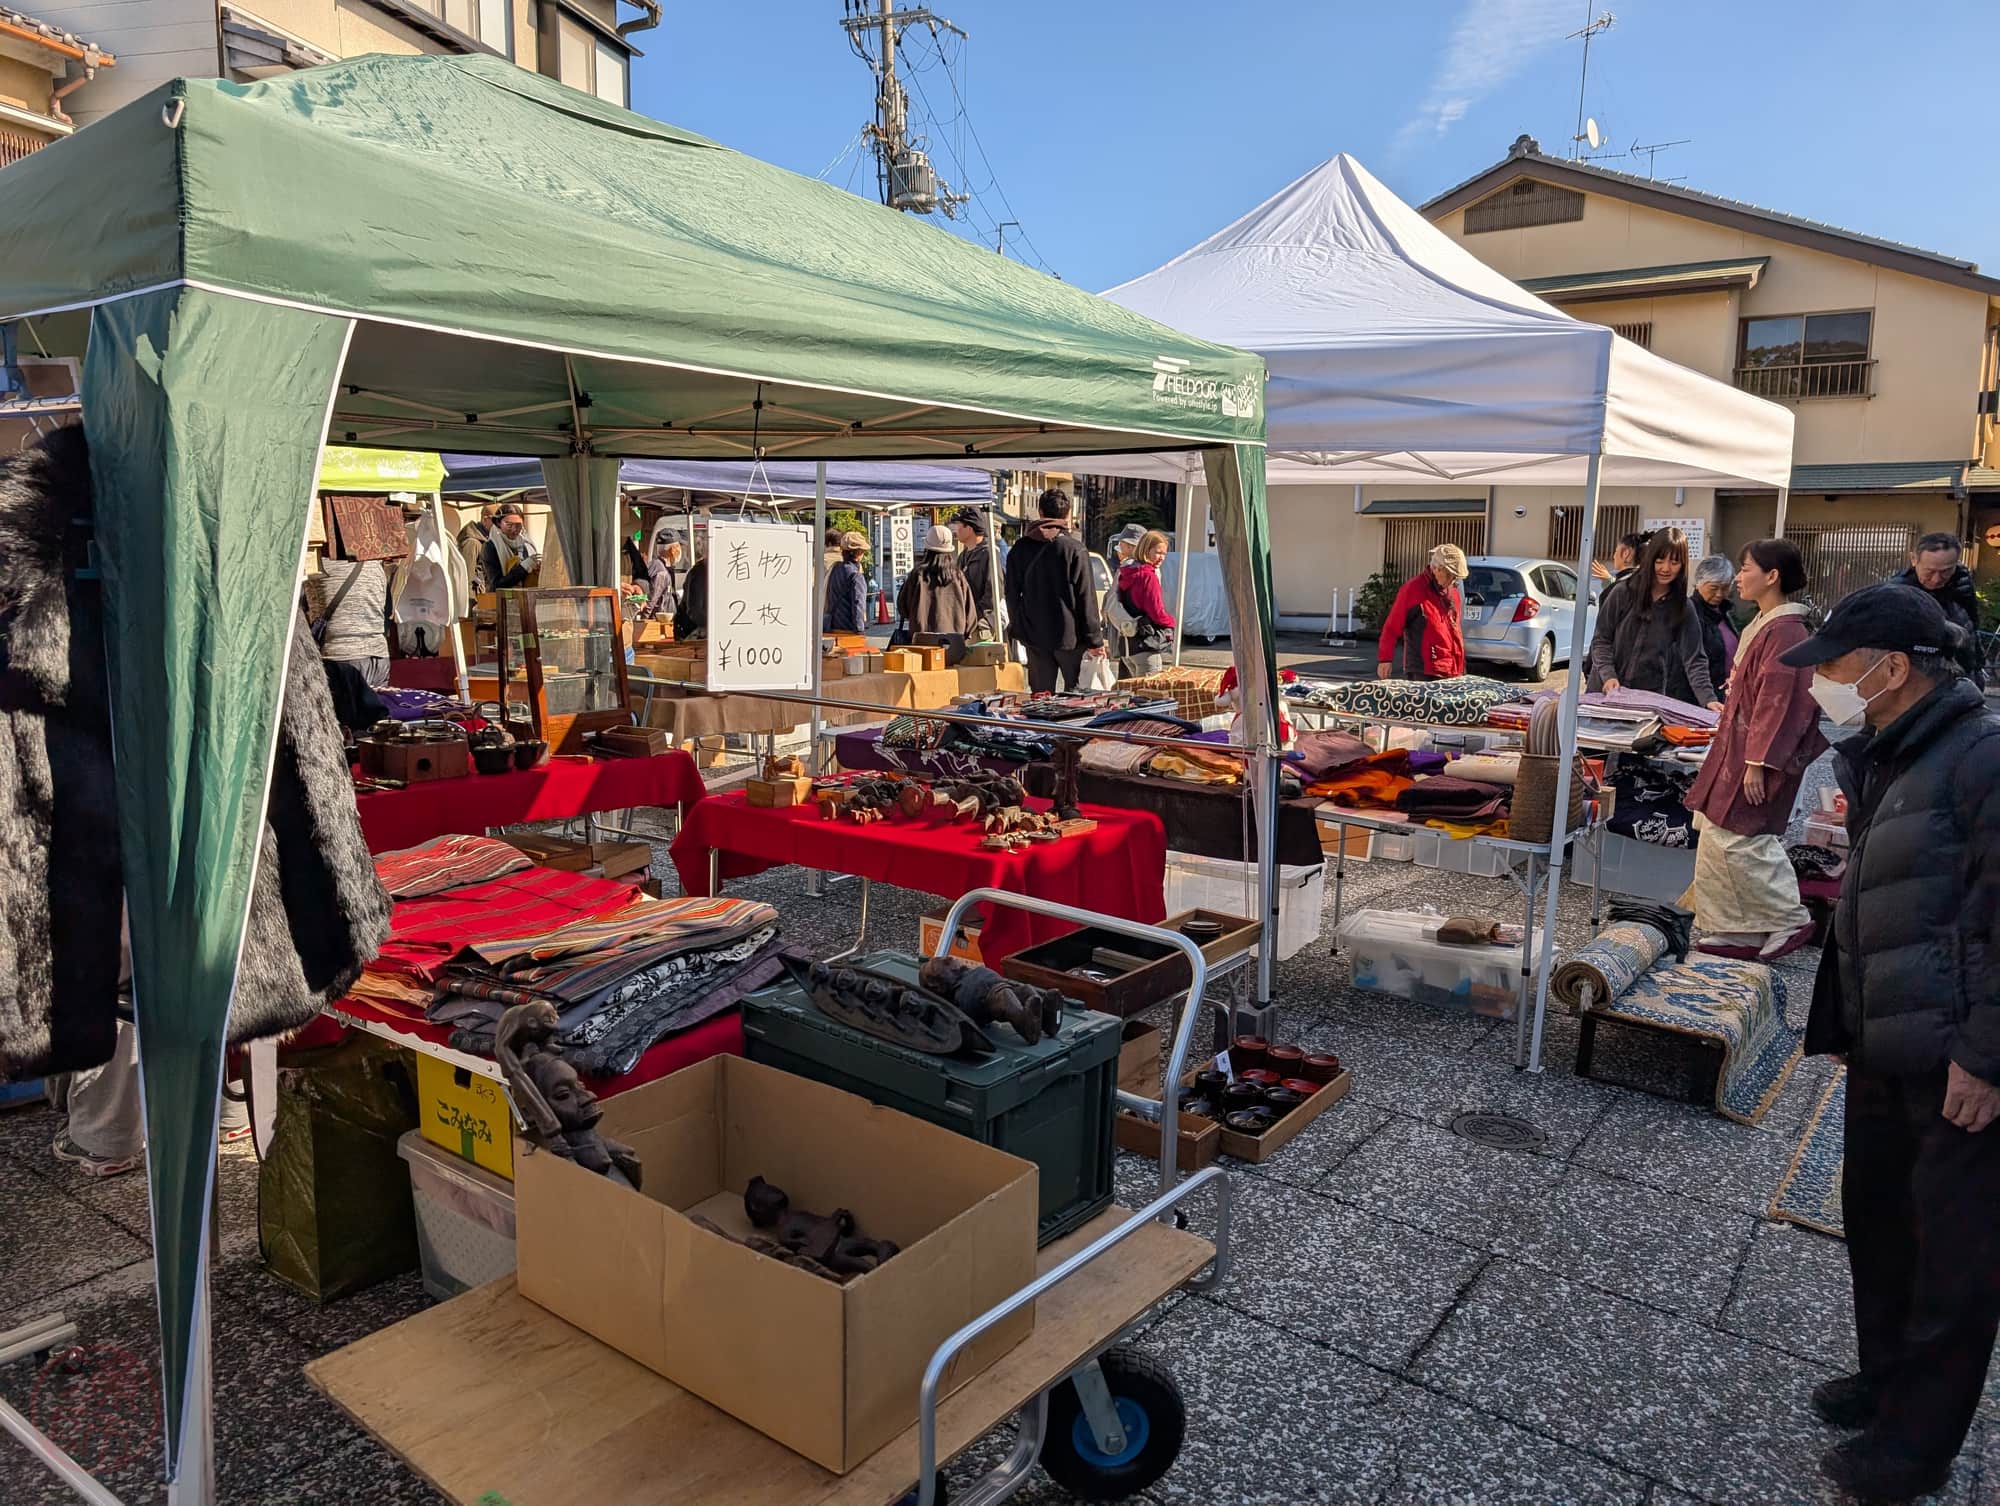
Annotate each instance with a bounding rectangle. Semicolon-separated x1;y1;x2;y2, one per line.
1512;752;1589;844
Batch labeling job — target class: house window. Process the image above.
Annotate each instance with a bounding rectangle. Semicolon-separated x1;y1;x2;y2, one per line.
542;4;628;106
1464;179;1587;234
1609;321;1652;349
1736;311;1874;399
406;0;510;52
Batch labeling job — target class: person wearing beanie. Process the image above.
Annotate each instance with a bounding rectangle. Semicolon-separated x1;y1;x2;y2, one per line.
896;523;979;643
1376;543;1467;680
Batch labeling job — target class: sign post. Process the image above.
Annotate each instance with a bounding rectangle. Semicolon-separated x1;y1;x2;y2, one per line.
707;520;814;693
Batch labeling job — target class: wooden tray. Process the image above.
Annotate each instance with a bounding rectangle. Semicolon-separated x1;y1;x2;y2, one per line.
1182;1055;1352;1164
998;908;1261;1018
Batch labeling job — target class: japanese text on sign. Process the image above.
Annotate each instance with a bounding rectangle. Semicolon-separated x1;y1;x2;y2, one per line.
707;520;814;692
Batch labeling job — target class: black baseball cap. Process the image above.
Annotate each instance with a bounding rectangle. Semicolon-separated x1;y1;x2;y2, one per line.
1778;583;1955;668
947;507;987;533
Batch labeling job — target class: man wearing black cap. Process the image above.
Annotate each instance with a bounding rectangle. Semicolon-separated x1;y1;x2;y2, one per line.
948;508;1002;636
1786;583;2000;1502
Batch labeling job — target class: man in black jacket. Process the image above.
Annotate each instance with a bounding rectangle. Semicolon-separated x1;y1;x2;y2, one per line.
949;508;1003;635
1894;531;1984;686
1003;489;1105;692
1787;584;2000;1503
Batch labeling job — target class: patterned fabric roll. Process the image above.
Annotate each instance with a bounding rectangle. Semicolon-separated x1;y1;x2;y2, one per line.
1553;921;1670;1010
1292;676;1517;727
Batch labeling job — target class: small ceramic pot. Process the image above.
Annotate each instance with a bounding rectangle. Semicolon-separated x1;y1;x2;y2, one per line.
1224;1107;1278;1136
1280;1077;1322;1097
513;738;548;770
1300;1053;1343;1084
1192;1070;1229;1099
1266;1044;1305;1076
1221;1082;1265;1113
1181;1096;1218;1121
1231;1036;1271;1073
471;743;515;775
1239;1068;1281;1088
1261;1086;1308;1115
1181;917;1224;945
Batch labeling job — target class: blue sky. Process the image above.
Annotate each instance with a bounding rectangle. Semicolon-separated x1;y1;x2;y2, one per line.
642;1;1998;293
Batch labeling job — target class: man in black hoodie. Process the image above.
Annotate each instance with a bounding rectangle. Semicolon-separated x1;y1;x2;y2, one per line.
1004;488;1105;692
1895;532;1984;687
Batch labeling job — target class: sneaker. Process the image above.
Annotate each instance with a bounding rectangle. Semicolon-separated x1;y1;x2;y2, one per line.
1818;1439;1950;1503
218;1123;252;1146
50;1133;140;1180
1812;1373;1875;1429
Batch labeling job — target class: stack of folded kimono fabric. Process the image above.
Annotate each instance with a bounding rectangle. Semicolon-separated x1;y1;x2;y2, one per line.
350;835;796;1078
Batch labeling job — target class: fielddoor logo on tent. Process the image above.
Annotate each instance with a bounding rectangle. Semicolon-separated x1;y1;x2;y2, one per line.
1149;357;1260;421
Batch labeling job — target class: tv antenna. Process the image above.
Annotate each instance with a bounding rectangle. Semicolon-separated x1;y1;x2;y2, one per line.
1567;7;1614;160
838;0;968;217
1628;136;1689;179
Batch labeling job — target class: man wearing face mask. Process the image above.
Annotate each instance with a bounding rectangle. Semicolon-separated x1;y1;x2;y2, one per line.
1785;583;2000;1503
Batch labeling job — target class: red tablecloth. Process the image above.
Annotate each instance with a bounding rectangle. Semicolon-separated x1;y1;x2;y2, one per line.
356;751;706;853
669;794;1167;961
321;995;743;1097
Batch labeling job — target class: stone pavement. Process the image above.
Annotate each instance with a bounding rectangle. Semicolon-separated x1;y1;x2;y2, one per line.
2;768;1995;1505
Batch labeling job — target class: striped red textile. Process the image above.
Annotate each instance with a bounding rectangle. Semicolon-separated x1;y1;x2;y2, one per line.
373;834;532;899
366;866;644;986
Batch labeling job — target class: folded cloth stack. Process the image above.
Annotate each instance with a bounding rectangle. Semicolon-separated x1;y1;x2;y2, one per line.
1307;749;1417;810
1287;729;1373;781
1395;775;1509;823
1588;686;1720;730
1146;744;1245;786
1444;750;1521;787
1607;763;1697;848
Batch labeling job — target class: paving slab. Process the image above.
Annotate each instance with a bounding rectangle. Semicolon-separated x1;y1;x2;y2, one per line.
1571;1089;1796;1217
1376;1382;1650;1506
0;1154;151;1320
1317;1115;1563;1248
1712;1219;1856;1368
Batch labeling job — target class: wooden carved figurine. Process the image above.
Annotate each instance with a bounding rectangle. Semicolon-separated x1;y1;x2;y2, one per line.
745;1175;899;1276
494;1002;642;1189
917;955;1066;1045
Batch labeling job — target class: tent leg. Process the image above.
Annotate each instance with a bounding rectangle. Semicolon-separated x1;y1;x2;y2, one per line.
1171;480;1193;666
1253;745;1279;1009
1524;451;1604;1073
805;464;829;899
165;1227;214;1506
1773;486;1789;540
431;490;470;702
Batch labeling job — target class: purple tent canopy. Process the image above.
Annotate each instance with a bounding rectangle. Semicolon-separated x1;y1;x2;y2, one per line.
442;453;995;507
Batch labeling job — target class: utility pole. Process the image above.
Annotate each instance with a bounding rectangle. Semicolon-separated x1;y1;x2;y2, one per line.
839;0;966;215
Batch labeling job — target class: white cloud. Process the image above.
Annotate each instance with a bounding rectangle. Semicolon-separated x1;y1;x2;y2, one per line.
1393;0;1577;155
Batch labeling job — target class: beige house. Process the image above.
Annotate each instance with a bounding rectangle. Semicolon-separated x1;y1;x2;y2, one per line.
31;0;653;128
0;5;111;163
1257;136;2000;623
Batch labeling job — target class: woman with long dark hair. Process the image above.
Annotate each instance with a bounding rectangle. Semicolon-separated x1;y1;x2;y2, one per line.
896;524;979;640
1681;539;1827;958
1586;526;1721;709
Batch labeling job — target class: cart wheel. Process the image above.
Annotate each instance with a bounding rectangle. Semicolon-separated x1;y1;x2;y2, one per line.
1039;1348;1185;1501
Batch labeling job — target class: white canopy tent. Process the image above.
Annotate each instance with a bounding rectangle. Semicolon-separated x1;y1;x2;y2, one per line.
1034;153;1797;1072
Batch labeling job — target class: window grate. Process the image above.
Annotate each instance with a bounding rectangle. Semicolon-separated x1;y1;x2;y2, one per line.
1787;523;1918;612
1548;503;1639;567
1465;179;1586;234
1609;322;1653;349
1382;516;1487;587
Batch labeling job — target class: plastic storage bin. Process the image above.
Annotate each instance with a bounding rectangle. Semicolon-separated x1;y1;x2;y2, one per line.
398;1129;517;1302
1370;830;1419;863
1574;831;1696;903
1411;829;1513;879
1163;851;1325;959
742;952;1124;1245
1336;908;1522;1016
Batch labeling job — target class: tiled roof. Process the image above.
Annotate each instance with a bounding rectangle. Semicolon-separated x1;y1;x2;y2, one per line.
1789;462;1967;494
0;6;112;62
1358;498;1486;516
1423;141;2000;297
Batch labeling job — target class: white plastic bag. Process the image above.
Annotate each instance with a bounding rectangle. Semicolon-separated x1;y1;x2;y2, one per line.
1078;653;1116;692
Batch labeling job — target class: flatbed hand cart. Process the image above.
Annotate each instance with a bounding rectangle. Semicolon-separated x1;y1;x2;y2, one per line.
308;891;1238;1506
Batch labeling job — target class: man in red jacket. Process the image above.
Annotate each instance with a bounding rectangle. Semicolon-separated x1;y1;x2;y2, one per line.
1376;544;1468;680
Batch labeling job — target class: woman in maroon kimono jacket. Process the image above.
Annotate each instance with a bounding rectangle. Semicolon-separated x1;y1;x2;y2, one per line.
1682;539;1828;960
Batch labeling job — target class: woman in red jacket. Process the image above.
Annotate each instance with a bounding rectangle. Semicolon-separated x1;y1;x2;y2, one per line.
1116;529;1178;676
1376;544;1467;680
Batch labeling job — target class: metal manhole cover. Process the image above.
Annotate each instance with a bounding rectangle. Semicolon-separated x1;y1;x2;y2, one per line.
1450;1112;1547;1152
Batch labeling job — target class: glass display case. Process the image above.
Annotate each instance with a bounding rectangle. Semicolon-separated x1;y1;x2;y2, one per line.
494;587;633;754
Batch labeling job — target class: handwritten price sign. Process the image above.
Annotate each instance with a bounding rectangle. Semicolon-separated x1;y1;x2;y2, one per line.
708;520;814;693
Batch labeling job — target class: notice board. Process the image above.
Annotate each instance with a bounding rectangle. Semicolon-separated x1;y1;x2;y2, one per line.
706;520;814;692
1644;516;1705;561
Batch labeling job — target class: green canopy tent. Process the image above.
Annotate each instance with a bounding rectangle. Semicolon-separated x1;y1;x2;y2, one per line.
0;54;1275;1503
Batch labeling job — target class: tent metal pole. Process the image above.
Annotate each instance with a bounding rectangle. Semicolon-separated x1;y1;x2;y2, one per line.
1524;450;1604;1073
431;489;470;702
1773;485;1790;539
1171;480;1192;667
810;462;827;775
165;1267;215;1506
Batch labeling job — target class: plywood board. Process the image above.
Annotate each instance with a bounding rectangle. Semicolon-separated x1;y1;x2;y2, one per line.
307;1205;1216;1506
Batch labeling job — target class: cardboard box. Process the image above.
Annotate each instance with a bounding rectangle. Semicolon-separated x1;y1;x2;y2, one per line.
914;644;948;672
1317;820;1373;861
746;775;814;808
918;907;983;963
414;1054;515;1180
500;833;653;881
821;656;848;682
864;652;886;674
515;1056;1038;1473
883;648;924;674
959;642;1008;667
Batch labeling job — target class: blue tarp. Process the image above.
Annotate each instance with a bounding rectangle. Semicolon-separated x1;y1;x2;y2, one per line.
441;453;995;506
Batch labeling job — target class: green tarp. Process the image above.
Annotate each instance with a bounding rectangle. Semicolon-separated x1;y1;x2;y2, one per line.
0;52;1277;1492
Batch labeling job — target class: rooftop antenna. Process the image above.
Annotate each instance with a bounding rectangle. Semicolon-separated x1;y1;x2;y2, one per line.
1627;136;1690;179
1567;7;1614;161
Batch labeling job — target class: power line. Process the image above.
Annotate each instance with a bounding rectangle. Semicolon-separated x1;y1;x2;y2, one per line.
924;30;1056;274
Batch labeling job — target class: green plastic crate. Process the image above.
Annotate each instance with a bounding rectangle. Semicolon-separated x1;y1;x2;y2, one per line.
742;952;1122;1245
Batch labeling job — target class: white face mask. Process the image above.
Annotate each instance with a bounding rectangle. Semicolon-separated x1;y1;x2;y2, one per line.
1809;655;1891;728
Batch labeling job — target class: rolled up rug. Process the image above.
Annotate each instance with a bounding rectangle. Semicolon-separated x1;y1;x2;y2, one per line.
1552;921;1670;1011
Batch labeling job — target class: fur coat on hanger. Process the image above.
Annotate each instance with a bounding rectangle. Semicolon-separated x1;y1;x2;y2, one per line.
0;425;391;1078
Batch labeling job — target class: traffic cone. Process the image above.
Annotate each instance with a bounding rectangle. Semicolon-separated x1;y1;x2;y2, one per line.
876;589;891;624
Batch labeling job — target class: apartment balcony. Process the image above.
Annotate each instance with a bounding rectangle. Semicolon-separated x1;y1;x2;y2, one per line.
1733;358;1876;401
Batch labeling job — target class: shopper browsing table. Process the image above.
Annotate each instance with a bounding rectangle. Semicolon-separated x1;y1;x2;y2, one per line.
1690;553;1739;695
1792;584;2000;1504
1375;544;1466;681
1680;540;1825;960
896;525;979;643
475;501;540;593
949;508;1004;638
1004;487;1106;692
1587;527;1721;710
1116;529;1177;677
824;530;871;634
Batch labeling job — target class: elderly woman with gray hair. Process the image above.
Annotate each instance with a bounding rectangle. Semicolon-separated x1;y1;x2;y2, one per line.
1691;554;1739;697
